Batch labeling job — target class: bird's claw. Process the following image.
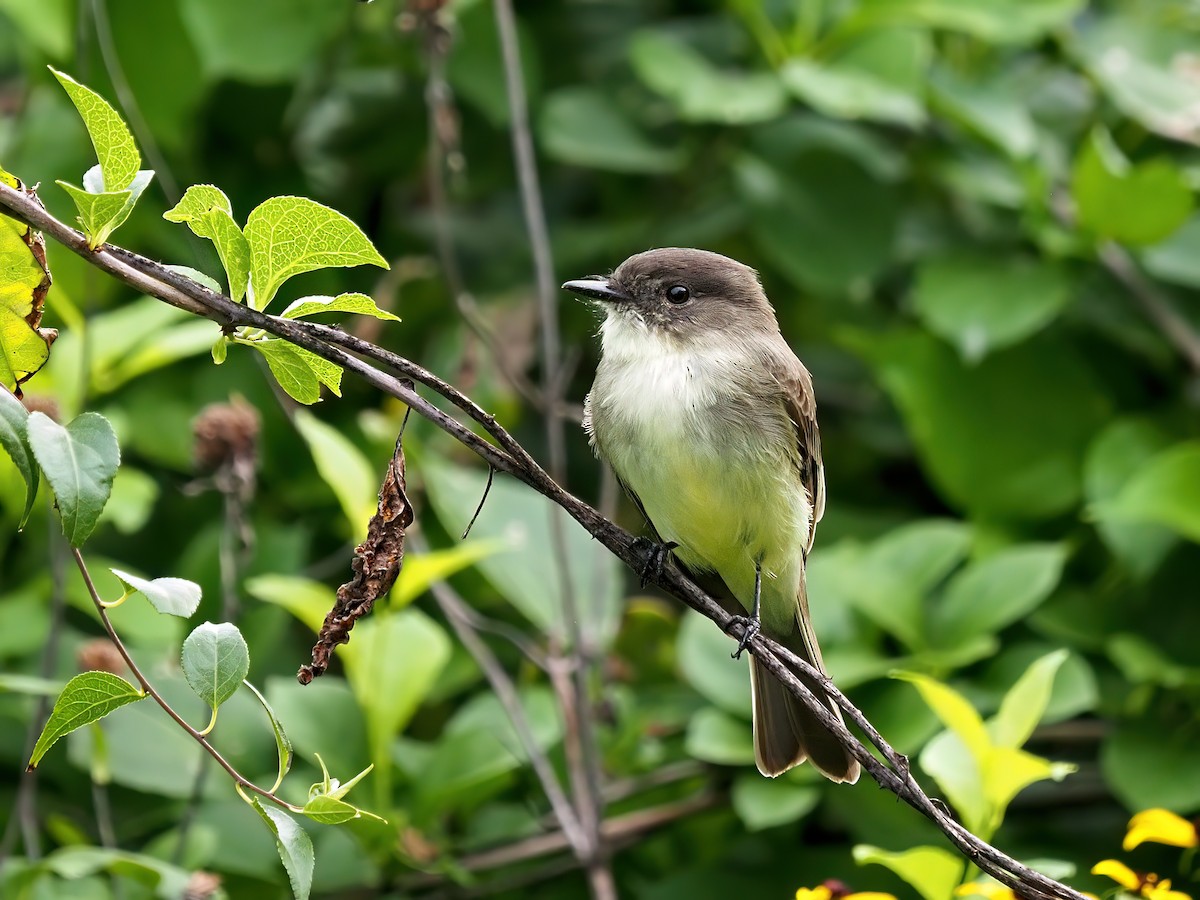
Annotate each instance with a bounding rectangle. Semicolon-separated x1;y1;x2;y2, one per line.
633;537;678;587
726;614;761;660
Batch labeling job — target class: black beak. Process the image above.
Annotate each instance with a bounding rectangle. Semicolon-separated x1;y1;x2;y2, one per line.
561;277;632;303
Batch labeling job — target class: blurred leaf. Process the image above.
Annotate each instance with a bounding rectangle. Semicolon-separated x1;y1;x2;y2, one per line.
345;610;450;804
851;330;1108;519
540;87;685;174
1076;15;1200;145
164;184;250;301
894;671;989;758
421;457;622;645
41;846;191;897
0;387;38;526
392;541;503;609
445;0;538;127
930;544;1067;647
912;254;1072;362
857;0;1083;43
930;66;1036;159
1071;129;1192;246
677;610;750;717
109;568;201;618
28;672;143;769
1102;714;1200;812
731;774;820;831
852;844;964;900
630;30;786;124
181;621;250;711
27;411;119;546
843;519;972;649
266;675;368;780
782;28;928;128
0;0;72;57
179;0;347;83
1097;442;1200;543
1083;419;1177;579
294;409;376;537
1106;634;1200;689
1143;215;1200;289
248;796;314;900
281;292;400;322
989;649;1069;748
736;152;898;295
49;68;139;192
247;575;332;632
684;706;754;766
243;196;388;310
100;466;159;534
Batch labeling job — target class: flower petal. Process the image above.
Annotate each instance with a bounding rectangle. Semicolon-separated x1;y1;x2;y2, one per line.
954;882;1015;900
796;889;833;900
1093;860;1141;890
1124;810;1200;851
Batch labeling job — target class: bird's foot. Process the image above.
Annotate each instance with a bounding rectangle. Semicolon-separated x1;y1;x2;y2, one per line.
725;614;761;660
633;537;678;587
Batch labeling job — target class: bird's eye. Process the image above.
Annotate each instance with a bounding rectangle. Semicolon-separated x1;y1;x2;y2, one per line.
666;284;690;304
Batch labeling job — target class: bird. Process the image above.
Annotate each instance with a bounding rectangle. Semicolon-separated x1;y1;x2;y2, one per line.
562;247;859;782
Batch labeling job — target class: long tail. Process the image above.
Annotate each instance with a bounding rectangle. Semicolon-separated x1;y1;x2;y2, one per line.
750;584;860;782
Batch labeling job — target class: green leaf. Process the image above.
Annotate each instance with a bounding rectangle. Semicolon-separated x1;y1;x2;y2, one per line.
243;196;388;309
421;458;622;645
0;0;72;58
281;292;400;322
0;171;53;396
1103;714;1200;812
244;680;294;792
56;182;130;249
0;387;39;526
27;671;144;769
538;87;685;174
26;411;120;546
677;610;750;717
849;329;1109;519
164;185;250;301
300;794;359;825
391;541;503;609
852;845;964;900
1076;15;1200;144
930;66;1036;159
684;706;755;766
842;519;972;650
912;254;1073;362
247;796;314;900
930;544;1067;646
630;30;786;124
918;728;988;833
293;409;376;537
179;0;348;83
781;28;929;128
893;671;990;760
1144;215;1200;289
988;649;1069;748
49;68;140;192
1083;420;1176;579
1072;129;1193;246
736;151;897;296
109;568;201;618
181;622;250;711
247;339;323;405
731;774;820;831
1098;442;1200;543
856;0;1083;44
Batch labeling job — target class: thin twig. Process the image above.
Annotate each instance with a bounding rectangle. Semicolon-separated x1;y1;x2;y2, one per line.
0;185;1092;900
68;547;289;808
490;3;611;893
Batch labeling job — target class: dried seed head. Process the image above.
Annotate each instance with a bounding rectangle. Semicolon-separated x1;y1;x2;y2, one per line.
21;395;59;422
193;398;260;474
77;639;126;676
184;871;223;900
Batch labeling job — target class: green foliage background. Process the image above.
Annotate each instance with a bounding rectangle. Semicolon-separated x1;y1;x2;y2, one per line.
3;0;1200;897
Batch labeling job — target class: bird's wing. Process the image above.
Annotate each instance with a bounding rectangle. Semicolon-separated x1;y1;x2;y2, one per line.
769;353;825;555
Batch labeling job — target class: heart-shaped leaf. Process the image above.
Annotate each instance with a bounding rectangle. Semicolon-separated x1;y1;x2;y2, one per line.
181;622;249;711
27;411;120;547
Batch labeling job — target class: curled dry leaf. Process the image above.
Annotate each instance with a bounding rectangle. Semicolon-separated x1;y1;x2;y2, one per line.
298;436;414;683
1;170;57;397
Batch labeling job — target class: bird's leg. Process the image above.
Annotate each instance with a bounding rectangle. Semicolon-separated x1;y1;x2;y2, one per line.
727;558;763;660
632;537;678;587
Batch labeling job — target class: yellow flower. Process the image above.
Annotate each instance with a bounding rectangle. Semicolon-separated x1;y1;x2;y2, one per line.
1092;860;1193;900
956;881;1017;900
1124;810;1200;852
795;884;896;900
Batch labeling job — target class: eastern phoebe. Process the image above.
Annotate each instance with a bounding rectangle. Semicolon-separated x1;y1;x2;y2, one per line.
563;248;859;782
